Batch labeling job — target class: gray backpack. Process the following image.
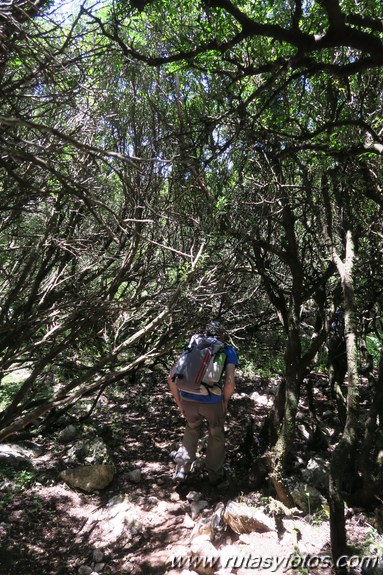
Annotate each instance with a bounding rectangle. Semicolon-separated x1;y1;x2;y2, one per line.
172;335;226;395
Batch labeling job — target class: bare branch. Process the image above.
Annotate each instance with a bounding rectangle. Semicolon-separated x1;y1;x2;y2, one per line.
317;0;345;29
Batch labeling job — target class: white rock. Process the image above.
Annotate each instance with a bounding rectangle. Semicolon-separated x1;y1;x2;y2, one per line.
186;490;203;502
191;516;215;542
211;502;225;530
250;392;270;406
58;425;79;443
301;457;330;491
127;469;141;483
190;500;209;519
223;500;274;534
183;513;195;528
78;566;93;575
297;424;311;440
92;550;103;563
290;483;326;513
60;464;115;492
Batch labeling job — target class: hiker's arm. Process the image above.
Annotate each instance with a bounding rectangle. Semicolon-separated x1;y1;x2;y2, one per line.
223;363;235;411
168;374;185;416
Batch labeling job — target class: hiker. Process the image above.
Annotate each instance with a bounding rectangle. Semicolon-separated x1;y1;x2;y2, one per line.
168;320;238;486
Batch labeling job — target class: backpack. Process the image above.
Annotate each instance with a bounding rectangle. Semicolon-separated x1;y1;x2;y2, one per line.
172;334;227;395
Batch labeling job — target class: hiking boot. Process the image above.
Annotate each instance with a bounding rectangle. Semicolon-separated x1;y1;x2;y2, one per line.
209;464;231;488
216;477;231;491
172;464;187;483
210;476;230;490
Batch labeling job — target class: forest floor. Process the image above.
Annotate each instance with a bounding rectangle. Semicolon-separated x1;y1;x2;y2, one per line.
0;371;382;575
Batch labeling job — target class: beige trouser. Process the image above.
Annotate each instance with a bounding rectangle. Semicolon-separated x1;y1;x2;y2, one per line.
175;398;226;483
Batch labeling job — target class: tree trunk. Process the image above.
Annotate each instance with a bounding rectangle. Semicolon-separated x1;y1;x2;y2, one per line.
269;307;301;507
329;230;361;568
264;196;331;506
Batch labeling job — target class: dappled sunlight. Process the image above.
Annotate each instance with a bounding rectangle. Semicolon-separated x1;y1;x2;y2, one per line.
0;370;382;573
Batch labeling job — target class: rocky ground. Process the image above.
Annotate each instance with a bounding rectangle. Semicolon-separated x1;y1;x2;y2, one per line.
0;371;383;575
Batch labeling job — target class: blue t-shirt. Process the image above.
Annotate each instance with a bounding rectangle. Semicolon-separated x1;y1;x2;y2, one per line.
179;343;238;404
224;345;239;367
